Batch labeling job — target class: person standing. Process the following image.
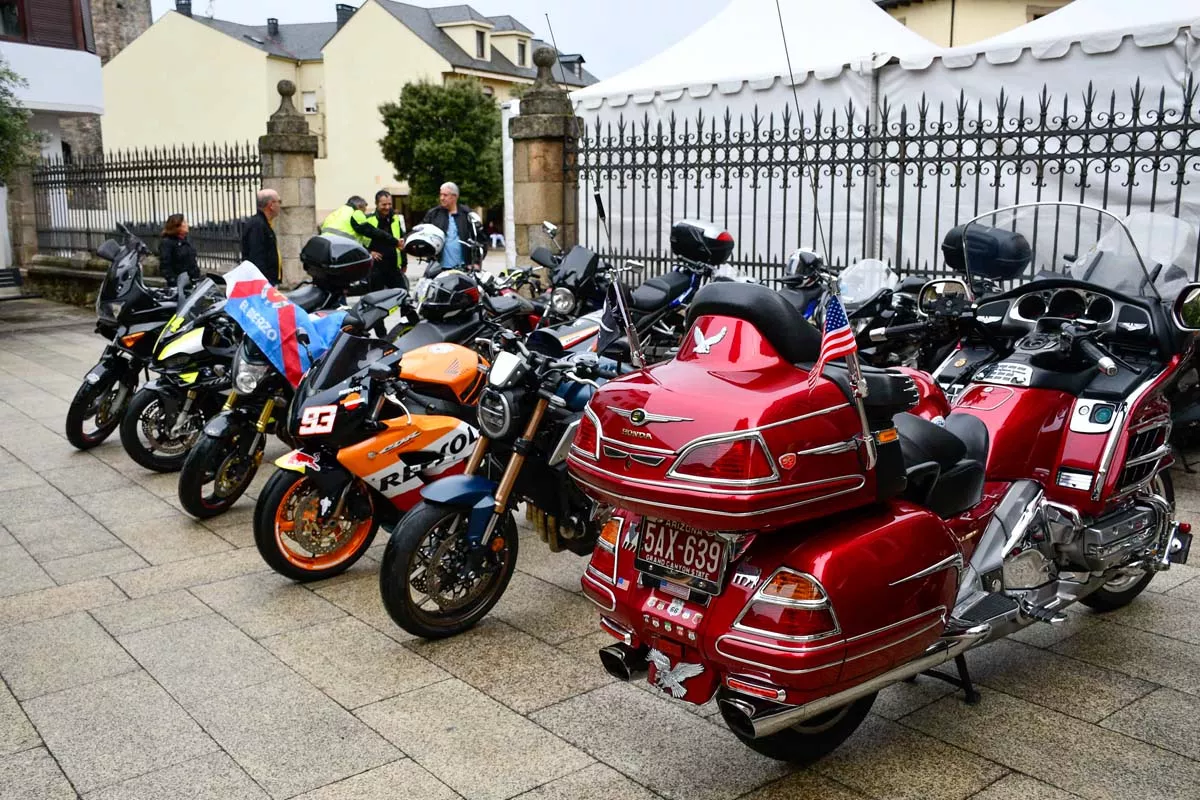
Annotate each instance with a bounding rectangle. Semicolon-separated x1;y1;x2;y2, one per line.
158;213;201;287
421;182;487;278
321;196;392;250
241;189;282;284
366;190;407;290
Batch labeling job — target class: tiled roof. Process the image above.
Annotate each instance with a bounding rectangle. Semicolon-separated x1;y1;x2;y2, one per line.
428;4;494;26
188;16;336;61
488;15;534;34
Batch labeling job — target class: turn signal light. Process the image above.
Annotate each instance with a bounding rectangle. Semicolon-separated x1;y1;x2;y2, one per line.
739;603;837;638
598;518;622;551
589;519;622;584
759;571;825;603
120;331;145;348
671;437;775;483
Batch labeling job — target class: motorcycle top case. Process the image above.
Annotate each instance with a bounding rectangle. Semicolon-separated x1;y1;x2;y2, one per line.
568;283;909;532
300;234;372;289
669;219;734;267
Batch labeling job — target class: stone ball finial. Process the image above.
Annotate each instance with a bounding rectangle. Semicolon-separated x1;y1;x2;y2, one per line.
277;80;296;99
533;46;556;68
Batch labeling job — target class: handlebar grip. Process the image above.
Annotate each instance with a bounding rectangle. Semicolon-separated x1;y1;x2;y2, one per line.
597;369;618;380
1080;339;1118;377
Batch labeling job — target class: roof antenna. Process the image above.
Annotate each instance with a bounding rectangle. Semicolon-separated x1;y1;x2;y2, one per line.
204;1;216;19
774;0;831;269
543;13;567;85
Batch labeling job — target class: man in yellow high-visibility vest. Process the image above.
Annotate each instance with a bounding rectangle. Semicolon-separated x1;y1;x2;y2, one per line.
366;190;407;290
320;196;394;251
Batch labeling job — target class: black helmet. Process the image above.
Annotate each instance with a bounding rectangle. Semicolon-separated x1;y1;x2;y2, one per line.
418;269;481;322
782;248;825;288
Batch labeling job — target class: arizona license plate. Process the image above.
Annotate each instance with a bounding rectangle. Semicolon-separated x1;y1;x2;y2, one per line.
635;517;728;594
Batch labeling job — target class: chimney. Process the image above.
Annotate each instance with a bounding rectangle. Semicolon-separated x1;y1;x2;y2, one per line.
175;0;192;17
267;18;280;36
336;4;355;29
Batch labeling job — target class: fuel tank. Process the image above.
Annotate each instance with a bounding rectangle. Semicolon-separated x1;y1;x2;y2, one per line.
398;343;486;405
951;384;1072;483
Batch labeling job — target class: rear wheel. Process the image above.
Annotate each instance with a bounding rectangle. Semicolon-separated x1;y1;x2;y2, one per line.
1080;472;1174;612
253;470;378;582
719;692;876;765
65;372;131;450
177;429;262;519
119;387;204;472
379;501;518;639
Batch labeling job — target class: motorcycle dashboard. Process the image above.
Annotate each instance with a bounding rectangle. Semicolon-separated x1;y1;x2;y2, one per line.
975;280;1156;344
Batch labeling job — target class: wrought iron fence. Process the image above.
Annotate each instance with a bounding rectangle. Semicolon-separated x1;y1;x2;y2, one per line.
566;78;1200;282
32;143;263;272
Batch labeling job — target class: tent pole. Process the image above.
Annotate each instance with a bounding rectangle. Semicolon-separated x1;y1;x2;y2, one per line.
865;58;882;260
949;0;957;47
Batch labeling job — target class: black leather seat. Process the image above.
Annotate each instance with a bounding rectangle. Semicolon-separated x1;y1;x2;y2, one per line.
631;271;693;312
895;412;989;518
817;362;920;420
484;293;535;320
285;284;331;312
392;317;483;353
685;282;821;363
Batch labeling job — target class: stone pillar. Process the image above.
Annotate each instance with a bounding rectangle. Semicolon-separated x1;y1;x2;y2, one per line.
6;168;38;267
259;80;318;287
508;47;582;261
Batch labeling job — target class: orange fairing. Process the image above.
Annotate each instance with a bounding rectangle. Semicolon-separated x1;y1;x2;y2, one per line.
337;414;479;502
398;343;486;403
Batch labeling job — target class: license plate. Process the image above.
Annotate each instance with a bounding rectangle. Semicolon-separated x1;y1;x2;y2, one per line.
635;518;728;595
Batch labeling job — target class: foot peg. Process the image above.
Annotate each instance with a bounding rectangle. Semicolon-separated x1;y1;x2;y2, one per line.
1020;599;1068;625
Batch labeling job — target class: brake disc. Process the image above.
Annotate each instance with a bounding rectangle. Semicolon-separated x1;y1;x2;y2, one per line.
421;528;492;612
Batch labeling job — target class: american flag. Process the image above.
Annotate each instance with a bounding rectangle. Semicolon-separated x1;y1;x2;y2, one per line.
807;295;858;388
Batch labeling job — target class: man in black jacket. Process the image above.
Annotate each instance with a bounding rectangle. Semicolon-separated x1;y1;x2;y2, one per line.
421;182;487;278
241;189;282;284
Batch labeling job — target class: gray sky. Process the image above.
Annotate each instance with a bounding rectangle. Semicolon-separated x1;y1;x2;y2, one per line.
148;0;730;80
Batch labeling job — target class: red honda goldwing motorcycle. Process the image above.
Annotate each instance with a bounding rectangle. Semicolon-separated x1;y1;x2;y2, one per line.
567;202;1196;764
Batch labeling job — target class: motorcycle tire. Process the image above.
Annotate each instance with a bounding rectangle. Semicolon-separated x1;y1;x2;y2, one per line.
254;469;378;582
379;500;519;640
1080;472;1174;612
119;387;202;473
65;372;130;450
719;691;877;765
177;430;261;520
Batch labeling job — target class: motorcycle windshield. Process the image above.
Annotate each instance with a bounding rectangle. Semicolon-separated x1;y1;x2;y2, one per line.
552;247;599;290
839;259;899;307
174;277;226;326
95;247;144;318
960;203;1191;301
302;332;397;398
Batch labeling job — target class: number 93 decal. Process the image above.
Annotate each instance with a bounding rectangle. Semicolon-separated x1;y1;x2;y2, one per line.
297;405;338;436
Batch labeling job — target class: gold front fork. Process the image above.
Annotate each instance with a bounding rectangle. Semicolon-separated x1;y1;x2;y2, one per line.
254;398;276;433
222;391;239;412
464;435;490;477
492;397;551;518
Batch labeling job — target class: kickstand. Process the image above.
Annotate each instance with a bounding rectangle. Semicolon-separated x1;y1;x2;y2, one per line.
920;654;982;705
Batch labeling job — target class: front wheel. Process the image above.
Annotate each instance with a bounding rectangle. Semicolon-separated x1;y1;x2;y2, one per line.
119;387;204;472
65;371;132;450
379;500;518;640
719;692;876;765
177;428;263;519
253;469;378;582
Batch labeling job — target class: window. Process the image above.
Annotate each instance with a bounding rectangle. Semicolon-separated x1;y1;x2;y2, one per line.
0;0;92;51
1;0;24;39
517;41;526;67
302;91;318;114
475;29;485;58
482;86;494;97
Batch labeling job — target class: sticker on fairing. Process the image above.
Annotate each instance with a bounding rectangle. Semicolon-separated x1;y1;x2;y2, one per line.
362;423;479;497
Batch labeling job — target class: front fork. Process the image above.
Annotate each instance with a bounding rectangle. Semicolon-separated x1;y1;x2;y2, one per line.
472;397;551;547
220;392;276;468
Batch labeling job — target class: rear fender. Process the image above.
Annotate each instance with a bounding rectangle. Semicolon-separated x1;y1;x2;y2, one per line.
419;474;499;543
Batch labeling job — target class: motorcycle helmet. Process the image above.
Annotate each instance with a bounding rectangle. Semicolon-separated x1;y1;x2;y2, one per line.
418;269;482;323
404;224;445;261
782;248;825;288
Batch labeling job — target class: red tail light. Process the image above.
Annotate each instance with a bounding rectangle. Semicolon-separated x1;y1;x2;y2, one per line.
588;517;622;584
573;408;600;460
669;436;776;484
734;568;838;640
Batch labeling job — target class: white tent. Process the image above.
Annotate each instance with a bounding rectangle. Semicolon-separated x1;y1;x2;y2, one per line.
958;0;1199;53
571;0;940;109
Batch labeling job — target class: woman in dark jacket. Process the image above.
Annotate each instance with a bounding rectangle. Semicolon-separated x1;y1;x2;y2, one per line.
158;214;201;286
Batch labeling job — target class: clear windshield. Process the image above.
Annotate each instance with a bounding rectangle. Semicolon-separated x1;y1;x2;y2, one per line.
305;332;397;394
97;248;141;303
174;277;225;325
960;203;1195;302
839;259;899;306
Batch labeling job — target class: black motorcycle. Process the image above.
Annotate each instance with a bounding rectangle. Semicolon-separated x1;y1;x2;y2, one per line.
379;328;620;639
66;224;185;450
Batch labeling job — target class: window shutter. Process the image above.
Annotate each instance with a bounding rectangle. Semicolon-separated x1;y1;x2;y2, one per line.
25;0;80;49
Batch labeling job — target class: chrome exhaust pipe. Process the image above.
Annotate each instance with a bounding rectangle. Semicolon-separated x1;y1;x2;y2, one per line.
598;643;648;682
719;623;991;739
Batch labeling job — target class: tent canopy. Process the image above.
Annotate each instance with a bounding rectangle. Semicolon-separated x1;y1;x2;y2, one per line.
570;0;939;104
969;0;1199;50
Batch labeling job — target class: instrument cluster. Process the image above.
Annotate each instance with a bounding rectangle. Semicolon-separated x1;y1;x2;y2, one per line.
974;284;1155;344
1011;288;1115;325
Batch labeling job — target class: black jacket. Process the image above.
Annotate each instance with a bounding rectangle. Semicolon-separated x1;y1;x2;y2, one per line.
158;235;200;285
421;206;487;262
240;211;279;284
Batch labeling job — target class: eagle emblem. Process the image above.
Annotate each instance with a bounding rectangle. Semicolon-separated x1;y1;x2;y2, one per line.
692;326;728;354
647;648;705;699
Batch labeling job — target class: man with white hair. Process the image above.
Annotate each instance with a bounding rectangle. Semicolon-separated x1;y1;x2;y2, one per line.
420;181;487;278
241;188;282;284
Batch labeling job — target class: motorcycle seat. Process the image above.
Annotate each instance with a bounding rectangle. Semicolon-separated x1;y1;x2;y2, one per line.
894;412;989;518
630;271;693;312
392;317;482;352
686;281;821;363
484;293;535;320
285;284;330;312
815;362;920;420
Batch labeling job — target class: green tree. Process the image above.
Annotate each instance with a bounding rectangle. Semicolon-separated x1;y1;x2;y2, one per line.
0;57;39;182
378;80;502;212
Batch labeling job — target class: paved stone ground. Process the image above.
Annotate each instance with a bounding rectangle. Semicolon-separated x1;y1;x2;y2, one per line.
2;297;1200;800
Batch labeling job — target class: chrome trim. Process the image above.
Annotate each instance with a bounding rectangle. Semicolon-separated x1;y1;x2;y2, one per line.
602;445;666;467
889;555;964;587
1124;444;1173;469
600;616;633;645
842;617;947;664
1092;370;1165;501
844;606;947;643
595;517;622;585
581;570;616;611
1131;414;1172;434
567;472;867;518
667;431;781;487
597;435;674;455
569;405;603;461
714;635;844;675
793;439;859;457
609;407;694;426
572;459;862;497
730;569;841;642
548;419;579;467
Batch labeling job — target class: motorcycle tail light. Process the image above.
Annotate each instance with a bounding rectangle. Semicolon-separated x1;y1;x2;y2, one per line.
669;436;776;484
573;408;600;460
588;517;622;584
598;517;622;551
759;571;826;603
739;603;838;639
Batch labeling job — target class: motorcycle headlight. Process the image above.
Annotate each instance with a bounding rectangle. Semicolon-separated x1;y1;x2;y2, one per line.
233;351;271;394
477;388;515;439
550;287;576;315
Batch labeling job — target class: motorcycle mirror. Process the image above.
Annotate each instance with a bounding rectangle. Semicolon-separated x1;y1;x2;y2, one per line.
917;278;972;316
625;260;645;273
368;362;392;383
542;221;558;238
1172;282;1200;331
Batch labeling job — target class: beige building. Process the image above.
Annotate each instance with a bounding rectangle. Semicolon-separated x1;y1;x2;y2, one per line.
878;0;1074;47
100;0;595;220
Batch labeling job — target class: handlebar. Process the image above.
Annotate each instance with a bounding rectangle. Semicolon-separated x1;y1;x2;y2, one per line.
1079;338;1118;377
869;321;927;342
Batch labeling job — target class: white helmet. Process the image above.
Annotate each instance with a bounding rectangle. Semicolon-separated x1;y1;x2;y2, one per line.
404;223;445;260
